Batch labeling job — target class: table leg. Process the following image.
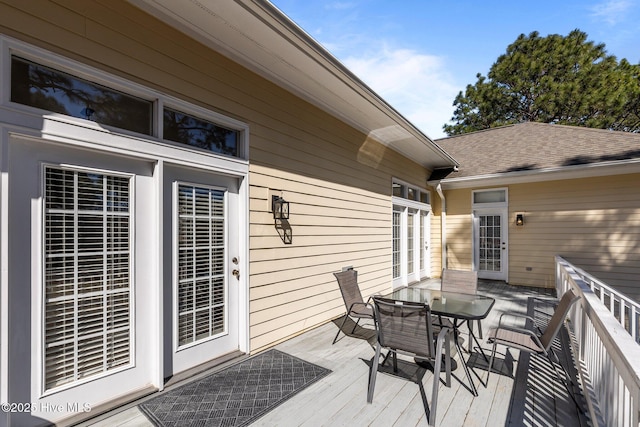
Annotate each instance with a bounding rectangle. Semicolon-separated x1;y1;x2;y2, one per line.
469;326;490;363
453;323;478;396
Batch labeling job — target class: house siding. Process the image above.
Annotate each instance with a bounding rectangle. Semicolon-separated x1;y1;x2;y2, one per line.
508;174;640;298
443;188;474;269
429;193;444;275
0;0;435;356
249;138;430;351
442;174;640;300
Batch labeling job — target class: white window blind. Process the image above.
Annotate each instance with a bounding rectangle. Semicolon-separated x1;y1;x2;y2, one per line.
177;184;226;346
44;167;131;390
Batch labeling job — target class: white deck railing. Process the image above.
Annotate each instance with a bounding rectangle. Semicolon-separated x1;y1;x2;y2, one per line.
568;262;640;343
556;256;640;427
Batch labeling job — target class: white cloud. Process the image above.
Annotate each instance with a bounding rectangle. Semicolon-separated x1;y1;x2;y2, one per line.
590;0;633;25
343;45;459;139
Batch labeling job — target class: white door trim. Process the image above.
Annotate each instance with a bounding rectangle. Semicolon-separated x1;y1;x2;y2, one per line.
471;188;509;282
473;208;509;281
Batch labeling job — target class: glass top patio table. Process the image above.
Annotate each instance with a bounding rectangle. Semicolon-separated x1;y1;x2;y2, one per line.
383;287;495;321
382;287;496;396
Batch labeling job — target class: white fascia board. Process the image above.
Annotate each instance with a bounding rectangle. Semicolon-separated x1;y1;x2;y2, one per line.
438;159;640;190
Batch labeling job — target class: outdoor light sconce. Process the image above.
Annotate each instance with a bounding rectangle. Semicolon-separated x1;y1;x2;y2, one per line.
515;213;524;226
272;196;290;220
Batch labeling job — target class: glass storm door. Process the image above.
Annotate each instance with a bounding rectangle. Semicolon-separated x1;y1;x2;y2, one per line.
474;210;508;281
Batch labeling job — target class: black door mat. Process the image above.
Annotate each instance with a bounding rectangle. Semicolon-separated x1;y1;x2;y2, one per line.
139;349;331;426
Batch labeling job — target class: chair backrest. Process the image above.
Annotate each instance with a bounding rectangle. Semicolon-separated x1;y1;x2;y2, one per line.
540;289;581;350
372;297;435;358
441;269;478;295
334;270;364;311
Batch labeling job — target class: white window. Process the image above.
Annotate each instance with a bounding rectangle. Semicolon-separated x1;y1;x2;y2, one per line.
6;42;249;160
473;189;506;204
43;166;132;390
176;184;227;347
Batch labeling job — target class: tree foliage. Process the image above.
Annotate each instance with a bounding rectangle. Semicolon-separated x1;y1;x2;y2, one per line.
443;30;640;135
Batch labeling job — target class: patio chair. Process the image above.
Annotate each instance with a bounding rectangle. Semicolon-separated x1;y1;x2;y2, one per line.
487;289;581;400
332;269;374;344
368;297;452;426
441;269;482;349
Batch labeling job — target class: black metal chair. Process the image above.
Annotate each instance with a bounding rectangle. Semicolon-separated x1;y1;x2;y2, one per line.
368;297;452;426
332;270;374;344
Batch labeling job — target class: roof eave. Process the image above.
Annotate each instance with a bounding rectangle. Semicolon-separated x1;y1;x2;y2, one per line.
436;159;640;189
127;0;457;169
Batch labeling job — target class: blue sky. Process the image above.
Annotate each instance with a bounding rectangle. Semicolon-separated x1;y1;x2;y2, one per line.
270;0;640;139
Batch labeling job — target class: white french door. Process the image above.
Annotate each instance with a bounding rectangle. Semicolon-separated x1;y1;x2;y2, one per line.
392;205;431;288
164;166;241;375
473;209;508;281
7;135;156;423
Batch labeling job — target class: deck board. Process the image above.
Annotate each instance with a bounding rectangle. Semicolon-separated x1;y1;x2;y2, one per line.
83;280;591;427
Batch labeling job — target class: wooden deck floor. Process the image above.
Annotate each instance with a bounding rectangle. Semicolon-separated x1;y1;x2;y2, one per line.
83;281;591;427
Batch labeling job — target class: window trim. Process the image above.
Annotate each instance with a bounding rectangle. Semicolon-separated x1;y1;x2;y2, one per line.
392;178;430;207
472;188;508;209
39;163;136;396
1;35;249;160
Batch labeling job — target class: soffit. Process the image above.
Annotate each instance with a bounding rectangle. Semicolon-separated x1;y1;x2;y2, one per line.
128;0;457;169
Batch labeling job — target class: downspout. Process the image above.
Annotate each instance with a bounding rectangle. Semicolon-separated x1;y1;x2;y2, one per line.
435;183;447;272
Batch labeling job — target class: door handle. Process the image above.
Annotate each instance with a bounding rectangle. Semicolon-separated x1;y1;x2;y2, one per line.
232;269;240;279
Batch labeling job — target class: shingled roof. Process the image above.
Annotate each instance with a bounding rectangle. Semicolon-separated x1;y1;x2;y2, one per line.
434;122;640;179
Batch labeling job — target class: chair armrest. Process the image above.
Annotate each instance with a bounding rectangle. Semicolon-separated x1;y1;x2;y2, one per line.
497;311;535;327
434;325;453;348
348;301;374;312
494;323;537;337
366;293;382;302
492;323;545;351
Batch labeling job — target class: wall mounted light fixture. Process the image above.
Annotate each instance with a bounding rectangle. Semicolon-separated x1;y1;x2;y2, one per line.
515;213;524;226
272;196;289;220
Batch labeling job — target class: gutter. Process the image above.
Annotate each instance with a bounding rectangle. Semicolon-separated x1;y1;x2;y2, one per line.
439;158;640;190
433;182;447;272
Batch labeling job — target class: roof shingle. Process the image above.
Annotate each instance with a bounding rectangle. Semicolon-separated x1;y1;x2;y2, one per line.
434;122;640;179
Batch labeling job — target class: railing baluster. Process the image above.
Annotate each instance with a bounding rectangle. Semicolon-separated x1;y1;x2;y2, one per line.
555;256;640;427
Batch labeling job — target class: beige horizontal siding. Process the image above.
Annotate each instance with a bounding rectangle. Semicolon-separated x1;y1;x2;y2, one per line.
442;175;640;299
250;161;403;352
508;174;640;298
443;188;473;269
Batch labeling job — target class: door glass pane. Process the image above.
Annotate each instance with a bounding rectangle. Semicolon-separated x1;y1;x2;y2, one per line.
420;212;426;271
177;184;226;346
44;167;131;390
479;214;501;272
407;212;414;275
392;210;401;279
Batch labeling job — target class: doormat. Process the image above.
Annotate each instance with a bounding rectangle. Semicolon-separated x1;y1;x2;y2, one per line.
139;349;331;427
